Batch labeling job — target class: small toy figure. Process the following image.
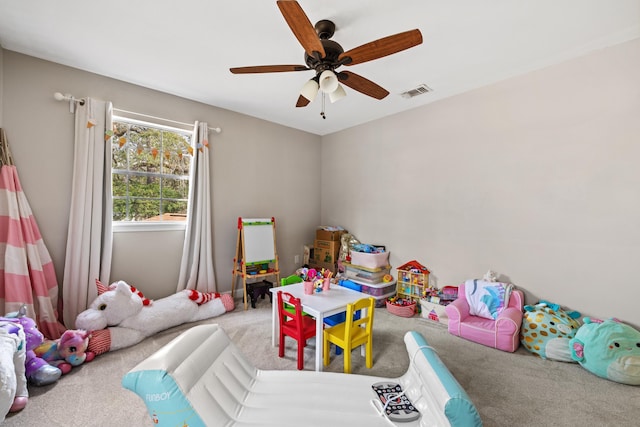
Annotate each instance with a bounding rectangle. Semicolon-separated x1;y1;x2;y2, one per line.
483;270;498;282
35;329;95;374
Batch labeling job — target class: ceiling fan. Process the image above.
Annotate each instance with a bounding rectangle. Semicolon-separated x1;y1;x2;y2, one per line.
230;0;423;112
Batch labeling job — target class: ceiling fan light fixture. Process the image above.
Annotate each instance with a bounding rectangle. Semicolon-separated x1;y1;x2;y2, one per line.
329;83;346;103
300;78;319;102
319;70;339;93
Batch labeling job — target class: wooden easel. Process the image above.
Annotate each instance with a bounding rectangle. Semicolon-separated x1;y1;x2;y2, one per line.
232;217;280;310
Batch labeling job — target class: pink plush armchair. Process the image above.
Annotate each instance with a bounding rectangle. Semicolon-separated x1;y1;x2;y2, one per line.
445;282;524;352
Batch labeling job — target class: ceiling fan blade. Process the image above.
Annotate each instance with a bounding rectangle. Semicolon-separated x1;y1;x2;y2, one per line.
338;71;389;100
296;95;311;108
339;29;423;66
277;0;325;58
230;65;309;74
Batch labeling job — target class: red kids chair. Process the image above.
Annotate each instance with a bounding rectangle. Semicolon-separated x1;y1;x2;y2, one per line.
277;291;316;370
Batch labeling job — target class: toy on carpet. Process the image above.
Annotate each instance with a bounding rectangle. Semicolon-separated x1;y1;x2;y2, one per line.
0;320;27;420
4;306;62;387
76;280;235;355
570;317;640;385
34;329;95;375
520;300;581;362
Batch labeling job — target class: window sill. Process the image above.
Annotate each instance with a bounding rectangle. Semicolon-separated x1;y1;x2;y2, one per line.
113;221;187;233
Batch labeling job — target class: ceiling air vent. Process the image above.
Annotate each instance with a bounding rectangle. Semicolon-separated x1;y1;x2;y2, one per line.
400;84;432;99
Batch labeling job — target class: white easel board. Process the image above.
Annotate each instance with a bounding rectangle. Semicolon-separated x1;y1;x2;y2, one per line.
241;218;276;265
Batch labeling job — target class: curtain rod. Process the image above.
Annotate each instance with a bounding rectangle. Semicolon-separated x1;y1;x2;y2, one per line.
54;92;85;113
53;92;221;133
54;92;85;105
113;108;221;133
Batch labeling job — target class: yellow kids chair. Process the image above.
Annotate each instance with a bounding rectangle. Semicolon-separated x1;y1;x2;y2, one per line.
323;297;375;373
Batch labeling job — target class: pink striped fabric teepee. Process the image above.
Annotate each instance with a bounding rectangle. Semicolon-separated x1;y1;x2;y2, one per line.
0;129;65;339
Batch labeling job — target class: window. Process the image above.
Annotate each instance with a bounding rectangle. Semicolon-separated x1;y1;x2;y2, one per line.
111;117;193;230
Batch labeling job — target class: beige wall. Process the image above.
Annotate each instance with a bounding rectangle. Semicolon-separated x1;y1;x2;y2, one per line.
2;39;639;327
322;39;640;327
1;50;321;300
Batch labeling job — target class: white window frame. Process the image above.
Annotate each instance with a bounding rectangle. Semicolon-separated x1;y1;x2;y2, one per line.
111;116;193;233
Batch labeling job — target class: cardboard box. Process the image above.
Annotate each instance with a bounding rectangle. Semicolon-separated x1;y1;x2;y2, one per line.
313;251;336;264
315;239;339;253
419;299;449;325
316;228;347;241
313;239;340;264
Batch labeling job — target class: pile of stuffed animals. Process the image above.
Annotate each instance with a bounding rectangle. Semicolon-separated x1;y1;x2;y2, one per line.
0;305;93;421
1;279;234;421
520;301;640;386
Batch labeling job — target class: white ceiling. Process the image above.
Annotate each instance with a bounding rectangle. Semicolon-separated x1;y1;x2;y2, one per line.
1;1;638;135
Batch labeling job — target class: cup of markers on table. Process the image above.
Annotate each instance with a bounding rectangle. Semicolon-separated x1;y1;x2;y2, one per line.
322;270;333;291
298;267;333;294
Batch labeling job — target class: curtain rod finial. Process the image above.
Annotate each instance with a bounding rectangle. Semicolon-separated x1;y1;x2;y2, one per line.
54;92;85;112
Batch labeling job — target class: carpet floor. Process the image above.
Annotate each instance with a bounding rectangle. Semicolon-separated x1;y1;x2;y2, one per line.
3;300;639;426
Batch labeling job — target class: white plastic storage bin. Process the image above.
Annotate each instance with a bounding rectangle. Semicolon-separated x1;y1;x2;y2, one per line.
345;265;390;281
350;250;390;269
361;282;396;296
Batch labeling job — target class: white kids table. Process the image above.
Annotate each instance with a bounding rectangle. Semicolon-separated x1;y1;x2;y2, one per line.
269;282;370;371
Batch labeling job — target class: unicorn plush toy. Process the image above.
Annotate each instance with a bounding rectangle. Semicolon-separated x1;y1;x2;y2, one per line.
35;329;95;374
76;280;234;355
4;306;62;386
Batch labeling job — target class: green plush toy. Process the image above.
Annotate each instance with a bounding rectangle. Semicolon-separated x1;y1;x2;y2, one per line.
520;301;581;362
570;318;640;385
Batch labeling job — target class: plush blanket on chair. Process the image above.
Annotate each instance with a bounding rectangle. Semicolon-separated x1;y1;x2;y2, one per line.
464;280;513;320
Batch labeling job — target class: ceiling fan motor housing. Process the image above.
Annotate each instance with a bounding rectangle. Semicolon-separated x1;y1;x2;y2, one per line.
305;39;344;72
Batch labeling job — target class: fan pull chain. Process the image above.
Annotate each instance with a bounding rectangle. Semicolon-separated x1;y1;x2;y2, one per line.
320;93;326;119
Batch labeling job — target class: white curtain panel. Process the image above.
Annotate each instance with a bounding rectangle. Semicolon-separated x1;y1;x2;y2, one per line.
177;121;215;293
62;98;113;328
